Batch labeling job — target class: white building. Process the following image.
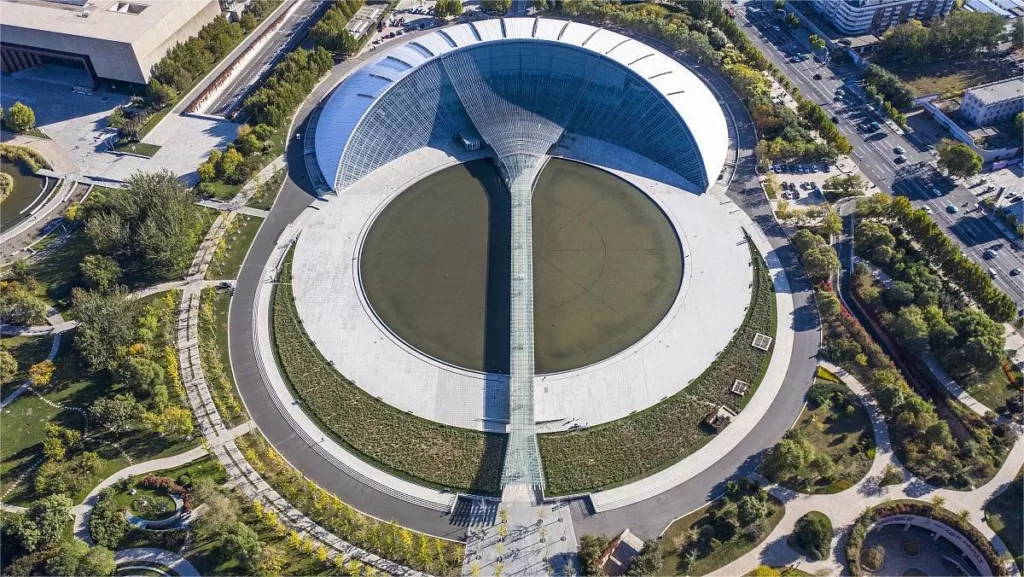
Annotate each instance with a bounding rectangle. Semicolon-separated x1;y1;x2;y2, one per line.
965;0;1024;18
811;0;955;35
0;0;222;86
960;79;1024;125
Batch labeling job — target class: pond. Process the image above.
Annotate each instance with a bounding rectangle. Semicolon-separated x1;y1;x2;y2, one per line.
1;157;51;231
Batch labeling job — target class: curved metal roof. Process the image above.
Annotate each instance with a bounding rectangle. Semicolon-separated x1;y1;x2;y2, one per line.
315;17;729;192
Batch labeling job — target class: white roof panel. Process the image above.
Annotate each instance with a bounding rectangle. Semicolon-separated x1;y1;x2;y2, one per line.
503;17;534;39
315;18;728;191
558;21;599;46
474;18;505;41
533;18;566;40
584;28;624;54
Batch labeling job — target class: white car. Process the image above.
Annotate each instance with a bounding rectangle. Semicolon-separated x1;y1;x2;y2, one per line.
922;206;932;214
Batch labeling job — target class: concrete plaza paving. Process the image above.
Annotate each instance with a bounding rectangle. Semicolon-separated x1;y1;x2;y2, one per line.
290;142;752;432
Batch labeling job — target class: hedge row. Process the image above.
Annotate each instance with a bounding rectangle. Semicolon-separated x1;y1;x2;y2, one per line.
538;241;776;495
270;247;505;494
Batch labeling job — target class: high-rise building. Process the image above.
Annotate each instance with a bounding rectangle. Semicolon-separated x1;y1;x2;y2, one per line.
811;0;955;35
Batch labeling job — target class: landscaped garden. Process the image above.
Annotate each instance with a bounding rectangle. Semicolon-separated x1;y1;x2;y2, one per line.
763;367;875;494
985;470;1022;572
236;432;464;575
205;213;263;281
658;479;785;575
271;247;506;494
539;242;776;495
246;167;286;211
198;288;246;426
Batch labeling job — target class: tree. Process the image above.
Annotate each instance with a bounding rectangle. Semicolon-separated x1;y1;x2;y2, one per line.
27;494;73;551
0;349;17;384
785;11;800;29
578;534;607;576
222;522;263;572
792;512;831;560
255;545;286;577
625;541;662;576
80;254;122;293
816;290;841;320
1011;19;1024;51
194;491;239;538
72;288;144;373
808;34;826;50
773;0;785;9
0;281;50;326
762;431;816;481
892;305;930;353
937;139;982;179
808;453;836;481
481;0;512;13
146;79;178;108
751;566;782;577
28;360;55;387
78;545;115;577
737;495;769;526
89;491;130;548
90;394;139;433
5;102;36;132
116;357;165;395
46;539;89;577
820;205;843;238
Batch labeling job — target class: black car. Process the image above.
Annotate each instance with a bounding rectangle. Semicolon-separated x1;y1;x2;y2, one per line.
831;116;839;123
813;73;822;80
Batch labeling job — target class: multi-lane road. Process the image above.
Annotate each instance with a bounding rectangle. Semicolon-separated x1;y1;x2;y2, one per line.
734;1;1024;307
203;0;328;118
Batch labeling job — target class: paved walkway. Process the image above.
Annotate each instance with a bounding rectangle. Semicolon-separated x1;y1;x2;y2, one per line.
113;548;200;577
711;361;1023;577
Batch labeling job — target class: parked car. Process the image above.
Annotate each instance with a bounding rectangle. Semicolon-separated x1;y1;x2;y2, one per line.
893;146;905;155
946;205;958;213
988;268;997;278
894;155;907;164
813;73;823;80
1011;268;1021;276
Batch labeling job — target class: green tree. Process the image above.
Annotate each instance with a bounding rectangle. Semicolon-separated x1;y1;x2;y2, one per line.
809;34;826;50
816;290;841;320
27;494;73;551
480;0;512;13
89;394;139;433
937;138;982;178
578;534;607;576
222;522;263;572
80;254;122;293
762;431;816;481
89;491;130;549
737;495;769;526
0;281;50;326
0;349;17;384
5;102;36;132
71;288;144;373
892;305;930;353
78;545;115;577
773;0;785;9
625;541;662;576
820;205;843;238
786;11;800;29
1010;19;1024;50
45;538;89;576
792;512;832;560
116;357;165;395
146;79;178;108
809;453;836;481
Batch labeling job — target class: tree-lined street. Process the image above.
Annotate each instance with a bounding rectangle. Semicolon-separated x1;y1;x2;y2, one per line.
735;1;1024;307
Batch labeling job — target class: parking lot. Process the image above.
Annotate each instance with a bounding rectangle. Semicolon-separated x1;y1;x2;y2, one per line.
363;0;450;52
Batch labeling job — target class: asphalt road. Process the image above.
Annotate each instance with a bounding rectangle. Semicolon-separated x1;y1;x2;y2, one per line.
227;19;821;542
736;1;1024;307
204;0;328;118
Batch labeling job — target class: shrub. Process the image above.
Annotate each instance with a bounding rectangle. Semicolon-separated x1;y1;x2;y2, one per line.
862;545;885;571
792;511;832;561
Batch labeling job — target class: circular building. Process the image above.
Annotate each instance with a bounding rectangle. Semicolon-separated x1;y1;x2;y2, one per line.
293;18;751;439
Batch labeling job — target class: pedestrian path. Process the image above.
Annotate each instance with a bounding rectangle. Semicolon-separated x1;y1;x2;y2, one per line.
710;361;1023;577
113;548;200;577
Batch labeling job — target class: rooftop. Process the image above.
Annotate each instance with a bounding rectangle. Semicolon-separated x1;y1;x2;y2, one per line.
967;78;1024;105
0;0;203;43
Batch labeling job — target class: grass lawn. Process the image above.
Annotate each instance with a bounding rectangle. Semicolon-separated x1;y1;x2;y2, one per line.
659;482;786;576
985;469;1023;572
965;362;1022;420
539;241;776;494
109;485;178;521
246;167;286;211
0;335;52;398
201;181;242;201
111;141;161;158
777;371;875;494
271;247;505;494
26;226;91;310
198;288;247;426
206;213;263;281
878;56;1019;97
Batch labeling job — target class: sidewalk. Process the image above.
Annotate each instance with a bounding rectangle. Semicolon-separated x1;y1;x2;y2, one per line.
114;548;200;577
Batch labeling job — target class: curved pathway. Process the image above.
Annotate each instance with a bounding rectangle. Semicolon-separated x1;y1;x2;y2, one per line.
114;548;200;577
711;361;1023;577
